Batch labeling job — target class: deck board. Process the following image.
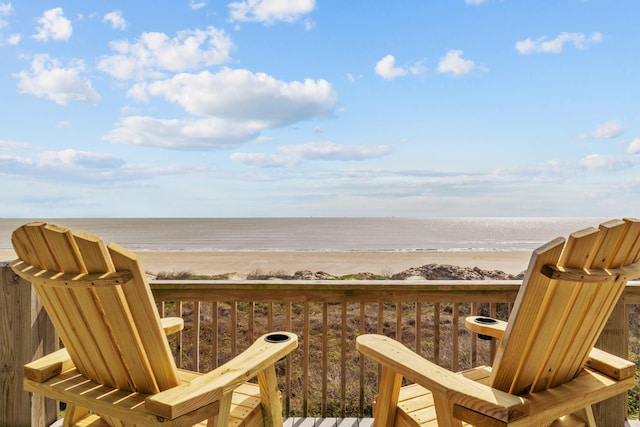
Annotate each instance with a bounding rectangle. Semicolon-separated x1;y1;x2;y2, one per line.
52;417;374;427
50;417;638;426
284;418;374;427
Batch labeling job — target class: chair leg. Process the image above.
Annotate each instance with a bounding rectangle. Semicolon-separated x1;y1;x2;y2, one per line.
374;366;403;427
207;393;233;427
62;405;91;427
433;394;462;427
572;406;596;426
258;365;284;427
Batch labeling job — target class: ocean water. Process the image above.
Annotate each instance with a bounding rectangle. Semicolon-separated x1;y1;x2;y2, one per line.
0;217;611;253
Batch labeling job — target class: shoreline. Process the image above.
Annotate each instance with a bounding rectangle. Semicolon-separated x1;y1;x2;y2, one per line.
1;250;530;276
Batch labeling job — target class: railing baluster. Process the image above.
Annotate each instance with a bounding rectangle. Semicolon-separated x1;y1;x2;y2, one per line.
178;301;183;369
341;303;347;418
453;302;459;372
194;301;200;372
322;302;328;417
416;302;422;357
359;302;366;416
471;302;478;367
212;301;218;368
396;301;402;342
285;302;292;416
490;302;498;360
248;301;255;343
434;302;440;365
303;302;310;417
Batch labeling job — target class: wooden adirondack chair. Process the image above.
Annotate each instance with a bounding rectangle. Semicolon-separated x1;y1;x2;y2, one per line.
11;222;298;427
357;218;640;426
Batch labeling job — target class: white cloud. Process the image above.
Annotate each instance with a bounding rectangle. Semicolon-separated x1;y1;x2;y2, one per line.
0;148;185;186
231;141;392;168
465;0;489;4
40;149;125;169
15;54;101;105
0;2;13;29
374;55;425;80
579;120;624;139
279;141;392;161
0;139;30;150
495;152;640;180
103;10;126;30
228;0;316;24
0;3;11;15
346;73;362;83
628;138;640;155
97;26;233;80
189;0;207;10
139;68;338;126
375;55;407;80
303;17;315;31
409;60;427;76
515;32;602;55
230;152;294;167
33;7;72;41
578;153;636;171
437;50;480;76
103;116;264;150
7;33;20;45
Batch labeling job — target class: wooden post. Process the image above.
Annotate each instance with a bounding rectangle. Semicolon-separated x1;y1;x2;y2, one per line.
1;262;57;426
593;298;628;427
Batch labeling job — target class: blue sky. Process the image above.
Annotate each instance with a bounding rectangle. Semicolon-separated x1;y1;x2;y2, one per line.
1;0;639;218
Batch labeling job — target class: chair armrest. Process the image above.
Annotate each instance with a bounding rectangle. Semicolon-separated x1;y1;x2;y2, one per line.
145;331;298;420
24;348;75;383
463;317;634;380
587;347;635;380
160;317;184;336
24;317;184;383
356;334;529;424
465;316;507;340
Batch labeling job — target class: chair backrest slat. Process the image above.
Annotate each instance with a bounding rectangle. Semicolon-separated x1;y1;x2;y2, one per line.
489;236;565;394
490;218;640;395
42;224;87;273
73;230;116;273
108;242;180;391
11;222;180;395
22;222;60;271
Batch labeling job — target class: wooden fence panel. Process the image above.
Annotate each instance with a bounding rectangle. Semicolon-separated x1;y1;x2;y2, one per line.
1;263;57;427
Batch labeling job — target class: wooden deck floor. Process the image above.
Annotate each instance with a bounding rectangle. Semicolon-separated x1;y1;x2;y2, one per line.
51;418;374;426
47;416;640;426
284;418;374;427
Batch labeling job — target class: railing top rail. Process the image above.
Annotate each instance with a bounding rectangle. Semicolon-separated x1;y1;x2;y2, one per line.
149;279;640;303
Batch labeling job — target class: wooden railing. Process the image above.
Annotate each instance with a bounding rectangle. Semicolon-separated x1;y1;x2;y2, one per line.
150;279;640;424
2;264;640;426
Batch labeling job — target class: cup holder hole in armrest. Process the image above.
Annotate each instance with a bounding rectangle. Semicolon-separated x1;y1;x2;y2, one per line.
474;317;498;325
264;333;292;343
473;317;498;340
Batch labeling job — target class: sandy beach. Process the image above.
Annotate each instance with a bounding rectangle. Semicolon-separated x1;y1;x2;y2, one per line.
0;250;530;276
